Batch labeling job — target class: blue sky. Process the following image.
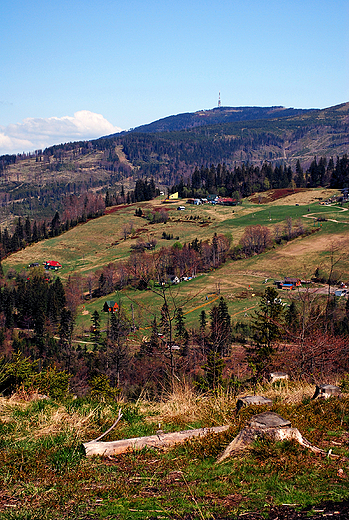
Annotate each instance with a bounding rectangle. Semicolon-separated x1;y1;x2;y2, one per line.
1;0;348;154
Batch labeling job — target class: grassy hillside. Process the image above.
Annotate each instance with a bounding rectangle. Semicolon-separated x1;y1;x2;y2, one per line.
1;385;349;519
1;189;349;519
3;188;349;337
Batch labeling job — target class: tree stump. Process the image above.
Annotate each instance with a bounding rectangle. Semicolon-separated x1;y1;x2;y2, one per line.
312;384;342;399
269;372;289;383
217;411;330;463
236;395;273;413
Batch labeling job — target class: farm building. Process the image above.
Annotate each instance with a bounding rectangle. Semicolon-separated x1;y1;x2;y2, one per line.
284;277;301;287
43;261;62;270
276;277;302;290
217;197;238;206
103;301;119;313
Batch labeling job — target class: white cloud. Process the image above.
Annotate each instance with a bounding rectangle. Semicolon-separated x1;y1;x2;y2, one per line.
0;110;122;155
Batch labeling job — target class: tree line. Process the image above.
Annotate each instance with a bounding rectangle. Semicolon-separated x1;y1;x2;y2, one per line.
170;155;349;200
0;191;106;259
1;264;348;400
0;177;160;260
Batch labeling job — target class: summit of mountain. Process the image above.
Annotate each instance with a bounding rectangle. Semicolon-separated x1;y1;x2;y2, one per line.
122;105;315;134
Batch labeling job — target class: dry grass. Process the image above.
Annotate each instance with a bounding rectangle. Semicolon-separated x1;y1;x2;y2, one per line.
247;188;339;206
138;380;321;430
255;380;315;404
0;393;123;440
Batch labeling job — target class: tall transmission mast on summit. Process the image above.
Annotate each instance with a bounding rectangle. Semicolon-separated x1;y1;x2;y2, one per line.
218;91;221;108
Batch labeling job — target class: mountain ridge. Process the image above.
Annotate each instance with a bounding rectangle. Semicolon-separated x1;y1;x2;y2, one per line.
117;105;317;135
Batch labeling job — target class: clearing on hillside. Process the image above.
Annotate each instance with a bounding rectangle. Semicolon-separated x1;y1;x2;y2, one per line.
249;187;339;205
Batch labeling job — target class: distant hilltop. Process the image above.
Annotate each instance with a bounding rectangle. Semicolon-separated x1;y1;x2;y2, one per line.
123;105;315;134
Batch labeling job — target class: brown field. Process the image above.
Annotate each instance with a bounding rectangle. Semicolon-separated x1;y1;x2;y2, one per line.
248;187;339;206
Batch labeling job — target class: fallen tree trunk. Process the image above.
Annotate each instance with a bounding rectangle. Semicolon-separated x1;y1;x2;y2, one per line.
84;425;229;457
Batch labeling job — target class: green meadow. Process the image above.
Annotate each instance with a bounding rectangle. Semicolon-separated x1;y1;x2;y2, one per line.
3;190;349;339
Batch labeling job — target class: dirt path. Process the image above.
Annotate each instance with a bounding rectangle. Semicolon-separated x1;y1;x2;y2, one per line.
303;205;349;223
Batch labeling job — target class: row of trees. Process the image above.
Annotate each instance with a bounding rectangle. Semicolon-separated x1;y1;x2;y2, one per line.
170;155;349;200
93;233;231;296
0;192;106;259
234;218;311;259
0;251;349;399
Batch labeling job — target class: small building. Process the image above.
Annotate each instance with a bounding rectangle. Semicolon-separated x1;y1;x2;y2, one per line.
43;260;62;270
335;289;348;297
281;283;294;290
103;301;119;313
284;277;301;287
217;197;237;206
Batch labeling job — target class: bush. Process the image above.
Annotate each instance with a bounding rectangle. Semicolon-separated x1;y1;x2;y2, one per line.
31;367;71;399
0;353;71;399
89;374;120;401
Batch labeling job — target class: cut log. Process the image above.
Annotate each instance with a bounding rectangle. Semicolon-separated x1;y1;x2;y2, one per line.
84;425;229;457
217;411;340;464
236;395;273;412
312;384;342;399
269;372;289;383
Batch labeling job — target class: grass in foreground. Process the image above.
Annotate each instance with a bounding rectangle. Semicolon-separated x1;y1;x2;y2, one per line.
0;384;349;519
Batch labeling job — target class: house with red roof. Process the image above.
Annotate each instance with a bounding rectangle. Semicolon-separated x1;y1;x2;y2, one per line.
43;261;62;270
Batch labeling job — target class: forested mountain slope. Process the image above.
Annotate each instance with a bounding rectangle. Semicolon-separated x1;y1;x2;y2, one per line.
0;102;348;229
123;105;313;133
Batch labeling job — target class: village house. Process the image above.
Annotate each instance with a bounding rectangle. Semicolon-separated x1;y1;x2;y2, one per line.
103;301;119;313
43;260;62;270
276;277;302;290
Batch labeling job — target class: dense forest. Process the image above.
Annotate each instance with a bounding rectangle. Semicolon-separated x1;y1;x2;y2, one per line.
170;155;349;199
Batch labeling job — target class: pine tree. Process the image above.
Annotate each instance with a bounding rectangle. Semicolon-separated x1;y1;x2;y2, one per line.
59;308;75;371
91;310;101;347
24;217;31;243
175;307;187;339
32;221;39;242
247;287;285;386
107;310;130;386
295;160;305;187
210;297;232;356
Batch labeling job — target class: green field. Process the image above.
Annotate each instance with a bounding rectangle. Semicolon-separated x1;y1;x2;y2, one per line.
3;190;349;340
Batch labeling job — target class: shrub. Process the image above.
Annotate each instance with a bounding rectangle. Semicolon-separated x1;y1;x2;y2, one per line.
31;367;71;399
89;374;120;401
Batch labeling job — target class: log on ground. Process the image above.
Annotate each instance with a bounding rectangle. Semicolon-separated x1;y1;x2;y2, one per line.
84;425;230;457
